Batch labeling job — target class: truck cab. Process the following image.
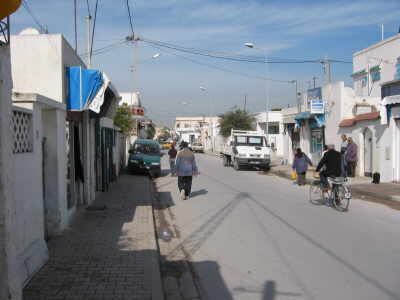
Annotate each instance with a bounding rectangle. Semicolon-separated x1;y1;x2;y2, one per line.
222;130;271;171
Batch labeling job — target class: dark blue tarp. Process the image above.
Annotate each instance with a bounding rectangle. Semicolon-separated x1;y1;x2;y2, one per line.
66;66;103;111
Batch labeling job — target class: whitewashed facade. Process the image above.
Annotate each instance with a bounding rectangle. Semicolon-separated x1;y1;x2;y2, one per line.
0;43;22;300
253;111;284;157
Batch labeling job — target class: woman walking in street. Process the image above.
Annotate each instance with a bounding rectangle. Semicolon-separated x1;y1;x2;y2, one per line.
174;141;199;200
292;148;313;185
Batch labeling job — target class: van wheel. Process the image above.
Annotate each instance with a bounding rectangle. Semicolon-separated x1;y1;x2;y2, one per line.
233;159;240;171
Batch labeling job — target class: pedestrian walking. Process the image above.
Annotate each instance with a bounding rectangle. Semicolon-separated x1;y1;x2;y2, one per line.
174;141;199;200
168;143;178;175
292;148;313;185
340;134;348;176
346;137;358;177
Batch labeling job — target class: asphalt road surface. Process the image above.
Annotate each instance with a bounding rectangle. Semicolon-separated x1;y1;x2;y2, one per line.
156;153;400;300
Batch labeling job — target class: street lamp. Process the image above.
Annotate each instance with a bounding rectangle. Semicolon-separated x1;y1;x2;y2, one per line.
245;42;270;142
200;86;213;152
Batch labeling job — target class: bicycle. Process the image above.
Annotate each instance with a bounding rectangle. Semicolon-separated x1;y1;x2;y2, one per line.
309;176;352;212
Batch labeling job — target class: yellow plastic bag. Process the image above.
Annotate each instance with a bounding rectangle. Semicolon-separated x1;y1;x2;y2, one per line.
291;171;297;180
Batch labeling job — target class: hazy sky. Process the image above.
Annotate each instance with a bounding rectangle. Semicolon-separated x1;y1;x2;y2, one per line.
11;0;400;126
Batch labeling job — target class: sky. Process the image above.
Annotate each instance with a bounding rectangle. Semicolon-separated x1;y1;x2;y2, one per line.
10;0;400;126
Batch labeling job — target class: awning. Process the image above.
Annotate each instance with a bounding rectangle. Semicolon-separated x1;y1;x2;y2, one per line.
66;66;103;111
339;112;380;127
294;112;312;120
380;95;400;125
294;112;325;128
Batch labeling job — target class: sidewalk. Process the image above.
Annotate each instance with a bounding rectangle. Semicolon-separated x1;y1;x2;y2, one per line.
268;160;400;209
23;175;163;300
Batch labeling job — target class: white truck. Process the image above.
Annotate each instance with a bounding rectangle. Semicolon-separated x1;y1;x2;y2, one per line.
221;129;271;171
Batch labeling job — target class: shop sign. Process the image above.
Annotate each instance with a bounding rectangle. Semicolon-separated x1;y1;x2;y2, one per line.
308;87;324;114
310;99;324;114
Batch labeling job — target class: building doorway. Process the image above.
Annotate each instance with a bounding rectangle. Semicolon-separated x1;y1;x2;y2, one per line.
363;128;373;177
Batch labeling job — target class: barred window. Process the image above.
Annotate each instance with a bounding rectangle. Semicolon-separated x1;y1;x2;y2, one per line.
12;110;33;153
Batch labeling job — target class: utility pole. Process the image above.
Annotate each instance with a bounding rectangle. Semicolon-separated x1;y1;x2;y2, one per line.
312;76;317;89
86;15;92;67
243;92;247;112
74;0;77;52
381;24;384;41
321;56;331;85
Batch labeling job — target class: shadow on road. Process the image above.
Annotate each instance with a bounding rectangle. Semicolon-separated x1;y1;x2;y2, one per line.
190;189;208;198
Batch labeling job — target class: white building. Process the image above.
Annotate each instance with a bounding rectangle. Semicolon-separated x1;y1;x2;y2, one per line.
253;111;284;157
337;33;400;181
9;31;122;290
1;40;22;300
175;116;220;151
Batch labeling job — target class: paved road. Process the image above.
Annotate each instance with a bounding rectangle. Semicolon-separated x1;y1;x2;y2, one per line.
156;153;400;300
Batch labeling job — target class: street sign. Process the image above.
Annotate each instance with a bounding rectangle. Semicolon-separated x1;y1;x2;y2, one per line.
310;99;324;114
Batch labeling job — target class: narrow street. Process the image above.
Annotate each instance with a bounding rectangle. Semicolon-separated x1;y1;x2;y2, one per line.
155;153;400;300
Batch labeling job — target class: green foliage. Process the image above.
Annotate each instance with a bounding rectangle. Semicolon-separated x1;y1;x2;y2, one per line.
146;125;156;139
114;103;134;135
219;109;255;137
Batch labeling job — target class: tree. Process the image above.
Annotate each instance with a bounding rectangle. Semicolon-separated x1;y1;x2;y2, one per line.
219;109;255;137
146;125;156;139
114;103;135;135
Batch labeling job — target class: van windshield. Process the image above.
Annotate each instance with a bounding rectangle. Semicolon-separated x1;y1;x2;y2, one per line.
133;143;160;155
235;136;264;146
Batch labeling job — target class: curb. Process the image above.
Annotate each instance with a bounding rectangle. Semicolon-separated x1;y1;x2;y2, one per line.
269;169;400;207
147;178;166;300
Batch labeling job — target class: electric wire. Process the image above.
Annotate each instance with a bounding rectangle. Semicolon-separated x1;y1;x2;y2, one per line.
126;0;134;35
89;0;99;59
146;44;293;83
22;0;47;33
80;39;128;57
86;0;91;17
139;37;352;64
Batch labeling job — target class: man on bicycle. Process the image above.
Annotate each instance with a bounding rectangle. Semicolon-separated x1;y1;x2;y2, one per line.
316;144;342;189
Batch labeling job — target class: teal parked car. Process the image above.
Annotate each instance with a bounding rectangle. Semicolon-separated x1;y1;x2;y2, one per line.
128;139;162;177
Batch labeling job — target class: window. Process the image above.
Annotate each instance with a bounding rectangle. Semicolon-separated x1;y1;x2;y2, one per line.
361;76;367;87
268;123;279;134
310;129;323;153
235;136;264;146
184;124;189;128
371;71;381;82
176;123;180;128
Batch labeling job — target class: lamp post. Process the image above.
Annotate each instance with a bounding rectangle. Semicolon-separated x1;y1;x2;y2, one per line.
245;42;270;142
200;86;213;152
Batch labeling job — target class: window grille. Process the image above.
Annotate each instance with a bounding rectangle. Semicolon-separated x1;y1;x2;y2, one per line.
12;110;33;153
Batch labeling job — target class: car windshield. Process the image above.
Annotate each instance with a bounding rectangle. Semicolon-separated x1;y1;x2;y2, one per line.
133;143;160;155
235;136;264;146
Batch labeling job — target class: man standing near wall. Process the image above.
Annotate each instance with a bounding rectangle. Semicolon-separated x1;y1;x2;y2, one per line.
340;134;348;176
346;137;358;177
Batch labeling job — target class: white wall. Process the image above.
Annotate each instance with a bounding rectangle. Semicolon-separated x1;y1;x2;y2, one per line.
11;34;64;102
254;111;284;156
0;45;22;300
353;34;400;98
11;103;48;288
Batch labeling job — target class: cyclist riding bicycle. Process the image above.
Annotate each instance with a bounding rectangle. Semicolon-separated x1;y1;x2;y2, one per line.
315;144;342;189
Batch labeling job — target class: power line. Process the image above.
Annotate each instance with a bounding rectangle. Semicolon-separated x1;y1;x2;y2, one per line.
22;0;47;33
147;44;293;83
126;0;134;35
89;0;99;59
86;0;91;17
80;39;128;57
139;37;352;64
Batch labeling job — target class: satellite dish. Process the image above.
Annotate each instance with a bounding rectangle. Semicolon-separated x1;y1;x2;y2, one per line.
20;28;40;35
